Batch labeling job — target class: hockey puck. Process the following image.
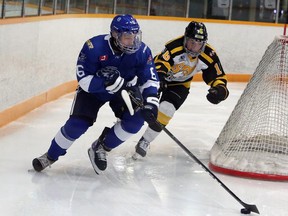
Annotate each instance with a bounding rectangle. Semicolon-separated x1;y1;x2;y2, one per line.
240;208;251;214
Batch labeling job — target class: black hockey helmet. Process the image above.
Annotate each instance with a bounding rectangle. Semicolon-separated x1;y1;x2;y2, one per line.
185;21;208;42
184;21;208;56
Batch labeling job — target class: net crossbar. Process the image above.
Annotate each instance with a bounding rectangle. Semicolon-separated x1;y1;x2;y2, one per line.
209;36;288;181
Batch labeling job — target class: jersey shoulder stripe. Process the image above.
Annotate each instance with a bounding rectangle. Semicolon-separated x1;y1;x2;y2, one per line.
199;43;219;65
200;53;213;64
165;36;185;57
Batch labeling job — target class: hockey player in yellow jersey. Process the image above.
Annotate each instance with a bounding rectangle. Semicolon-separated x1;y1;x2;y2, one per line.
133;21;229;158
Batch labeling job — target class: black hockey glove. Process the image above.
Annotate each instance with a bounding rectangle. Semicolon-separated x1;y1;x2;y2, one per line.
142;96;159;125
158;72;168;92
127;85;143;110
206;84;229;104
97;66;124;94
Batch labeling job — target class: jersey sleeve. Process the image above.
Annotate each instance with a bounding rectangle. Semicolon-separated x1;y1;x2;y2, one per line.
153;36;184;78
200;45;228;87
137;45;160;99
76;39;106;93
154;47;173;76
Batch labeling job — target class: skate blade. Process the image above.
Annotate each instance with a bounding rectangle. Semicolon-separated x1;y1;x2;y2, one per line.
88;148;100;175
27;168;36;172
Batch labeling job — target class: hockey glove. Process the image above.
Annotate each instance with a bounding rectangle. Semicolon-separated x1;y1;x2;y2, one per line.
206;84;229;104
105;76;124;94
97;66;125;94
127;86;144;110
142;96;159;125
158;72;168;92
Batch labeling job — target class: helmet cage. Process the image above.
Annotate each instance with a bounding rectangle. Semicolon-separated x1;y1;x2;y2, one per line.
184;37;206;57
184;21;208;57
110;14;142;54
113;30;142;54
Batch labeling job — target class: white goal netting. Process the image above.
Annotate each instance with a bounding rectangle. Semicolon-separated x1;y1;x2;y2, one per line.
209;35;288;181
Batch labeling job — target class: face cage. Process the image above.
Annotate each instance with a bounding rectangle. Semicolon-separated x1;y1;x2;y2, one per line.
184;36;206;57
114;30;142;54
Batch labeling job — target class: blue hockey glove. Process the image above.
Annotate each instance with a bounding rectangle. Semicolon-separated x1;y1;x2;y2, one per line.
142;96;159;125
106;76;125;94
97;66;125;94
206;84;229;104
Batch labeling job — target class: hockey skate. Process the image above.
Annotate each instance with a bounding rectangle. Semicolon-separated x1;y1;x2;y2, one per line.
88;127;110;174
32;152;56;172
133;137;150;160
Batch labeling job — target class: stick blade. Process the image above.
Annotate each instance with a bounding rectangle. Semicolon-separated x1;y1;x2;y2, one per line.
242;203;260;214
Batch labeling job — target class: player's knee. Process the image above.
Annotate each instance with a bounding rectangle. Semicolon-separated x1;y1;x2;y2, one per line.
157;101;176;126
122;118;144;134
149;121;163;132
159;101;176;117
124;121;144;133
119;111;145;133
63;116;92;139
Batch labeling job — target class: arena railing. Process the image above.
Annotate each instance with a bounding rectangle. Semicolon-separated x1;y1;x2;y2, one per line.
1;0;287;24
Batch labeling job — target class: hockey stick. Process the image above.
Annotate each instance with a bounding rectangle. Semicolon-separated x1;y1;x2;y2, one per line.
122;89;260;215
121;90;134;115
161;127;259;214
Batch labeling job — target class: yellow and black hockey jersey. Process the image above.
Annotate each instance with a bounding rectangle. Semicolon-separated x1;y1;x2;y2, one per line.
154;36;227;88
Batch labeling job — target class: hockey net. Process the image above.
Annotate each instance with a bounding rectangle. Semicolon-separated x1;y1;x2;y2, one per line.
209;35;288;181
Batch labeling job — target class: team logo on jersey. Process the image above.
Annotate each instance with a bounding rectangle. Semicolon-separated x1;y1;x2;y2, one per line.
78;52;86;62
171;62;195;76
147;55;153;65
86;40;94;49
180;55;186;61
99;55;108;61
209;50;215;57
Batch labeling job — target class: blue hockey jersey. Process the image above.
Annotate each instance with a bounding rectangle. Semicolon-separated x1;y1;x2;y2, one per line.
76;34;159;101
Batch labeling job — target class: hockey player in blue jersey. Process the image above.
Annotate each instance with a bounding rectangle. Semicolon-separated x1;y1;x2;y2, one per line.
32;14;159;174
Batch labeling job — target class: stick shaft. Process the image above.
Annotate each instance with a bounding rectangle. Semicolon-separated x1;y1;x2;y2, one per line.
162;127;258;214
124;90;259;214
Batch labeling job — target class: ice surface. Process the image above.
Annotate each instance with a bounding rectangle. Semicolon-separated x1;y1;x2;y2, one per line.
0;83;287;216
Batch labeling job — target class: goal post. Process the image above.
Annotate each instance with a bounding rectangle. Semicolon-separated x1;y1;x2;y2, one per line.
209;35;288;181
